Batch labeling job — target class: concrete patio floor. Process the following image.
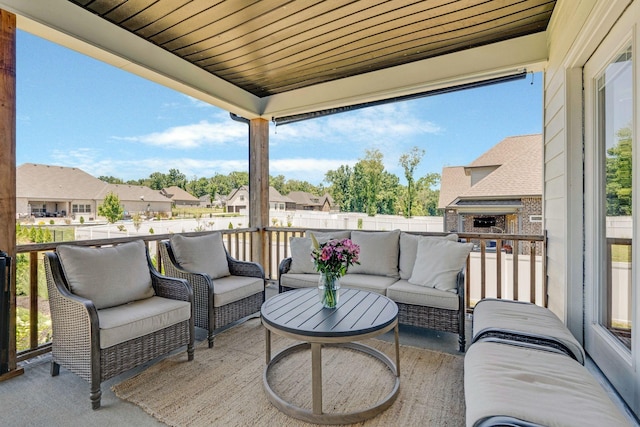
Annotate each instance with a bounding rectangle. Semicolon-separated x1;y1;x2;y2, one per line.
0;284;636;426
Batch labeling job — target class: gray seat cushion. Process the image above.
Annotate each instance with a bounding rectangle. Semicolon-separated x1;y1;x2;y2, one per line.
387;279;459;310
280;273;320;289
339;274;398;294
211;275;264;307
98;296;191;349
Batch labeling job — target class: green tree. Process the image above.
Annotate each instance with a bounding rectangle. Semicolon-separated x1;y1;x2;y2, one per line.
167;168;187;189
606;126;632;216
98;192;124;223
270;174;286;194
325;165;354;212
187;176;210;198
398;147;425;218
415;173;442;216
147;172;167;190
356;149;385;216
98;175;124;184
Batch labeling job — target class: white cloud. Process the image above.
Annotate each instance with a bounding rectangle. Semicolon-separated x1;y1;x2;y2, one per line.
116;120;247;149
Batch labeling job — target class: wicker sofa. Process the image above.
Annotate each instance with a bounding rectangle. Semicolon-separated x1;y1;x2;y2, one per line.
278;229;472;352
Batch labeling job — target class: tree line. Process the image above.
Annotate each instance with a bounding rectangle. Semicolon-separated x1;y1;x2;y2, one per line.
99;146;441;218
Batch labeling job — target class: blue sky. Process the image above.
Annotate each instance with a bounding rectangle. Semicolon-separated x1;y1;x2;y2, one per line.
16;30;543;186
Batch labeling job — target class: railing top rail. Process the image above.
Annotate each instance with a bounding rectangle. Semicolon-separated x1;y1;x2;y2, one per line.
16;227;259;253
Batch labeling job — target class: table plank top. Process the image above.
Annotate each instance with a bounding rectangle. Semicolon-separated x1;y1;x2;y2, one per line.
261;288;398;338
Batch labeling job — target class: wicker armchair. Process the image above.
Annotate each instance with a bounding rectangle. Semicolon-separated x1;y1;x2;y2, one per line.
160;238;265;348
44;242;194;409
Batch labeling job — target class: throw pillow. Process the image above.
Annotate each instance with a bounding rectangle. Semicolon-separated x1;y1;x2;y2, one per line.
288;237;317;274
348;230;400;278
399;233;459;280
306;230;351;243
408;238;473;291
57;240;154;309
170;232;231;279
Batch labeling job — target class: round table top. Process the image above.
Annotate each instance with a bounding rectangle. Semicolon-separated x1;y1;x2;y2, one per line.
261;287;398;338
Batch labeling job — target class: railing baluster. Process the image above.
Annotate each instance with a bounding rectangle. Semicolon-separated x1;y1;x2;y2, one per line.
513;240;519;301
29;251;38;350
496;239;502;299
480;240;486;300
530;240;536;304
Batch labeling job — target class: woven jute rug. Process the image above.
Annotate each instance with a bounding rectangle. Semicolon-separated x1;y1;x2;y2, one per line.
112;318;465;426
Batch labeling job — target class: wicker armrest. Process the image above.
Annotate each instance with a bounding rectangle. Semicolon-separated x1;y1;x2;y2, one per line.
227;255;264;279
279;257;292;276
150;268;193;303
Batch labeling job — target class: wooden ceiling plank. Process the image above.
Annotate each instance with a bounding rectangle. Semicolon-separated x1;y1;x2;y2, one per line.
102;0;159;25
213;2;553;84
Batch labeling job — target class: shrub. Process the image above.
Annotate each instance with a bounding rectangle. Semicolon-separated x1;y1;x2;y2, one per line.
79;216;85;224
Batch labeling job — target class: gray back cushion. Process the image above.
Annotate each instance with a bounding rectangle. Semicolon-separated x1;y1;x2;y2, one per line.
348;230;400;278
57;240;154;309
288;237;316;274
170;232;231;279
399;233;459;280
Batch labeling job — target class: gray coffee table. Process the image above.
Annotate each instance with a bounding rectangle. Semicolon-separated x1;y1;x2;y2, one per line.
261;287;400;425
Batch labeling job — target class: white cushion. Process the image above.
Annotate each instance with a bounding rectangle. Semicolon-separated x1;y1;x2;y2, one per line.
408;238;473;291
170;233;230;279
211;275;264;307
399;233;458;280
288;237;316;274
98;296;191;349
348;230;400;278
387;279;459;310
57;240;154;309
339;274;397;295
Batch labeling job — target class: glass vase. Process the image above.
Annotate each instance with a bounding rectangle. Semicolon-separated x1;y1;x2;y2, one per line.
318;273;340;308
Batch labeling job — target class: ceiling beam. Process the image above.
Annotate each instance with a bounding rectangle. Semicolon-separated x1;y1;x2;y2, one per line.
261;32;548;120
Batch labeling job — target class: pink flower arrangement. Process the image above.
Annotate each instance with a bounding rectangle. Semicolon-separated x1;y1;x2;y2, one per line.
310;235;360;279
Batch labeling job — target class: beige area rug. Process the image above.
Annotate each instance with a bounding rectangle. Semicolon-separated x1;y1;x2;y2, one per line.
112;319;465;426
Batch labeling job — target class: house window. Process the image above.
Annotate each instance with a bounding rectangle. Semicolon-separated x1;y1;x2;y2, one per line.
240;195;245;201
72;204;92;214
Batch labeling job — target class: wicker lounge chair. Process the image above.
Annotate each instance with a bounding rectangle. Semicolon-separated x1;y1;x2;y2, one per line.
44;240;195;409
160;233;265;348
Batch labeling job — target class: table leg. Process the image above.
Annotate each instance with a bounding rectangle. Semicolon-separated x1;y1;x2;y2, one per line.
394;323;400;376
265;328;271;364
311;342;322;415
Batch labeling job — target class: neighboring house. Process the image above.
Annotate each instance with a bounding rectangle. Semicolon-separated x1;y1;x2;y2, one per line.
226;186;296;213
287;191;336;212
160;186;200;207
438;134;542;252
16;163;172;219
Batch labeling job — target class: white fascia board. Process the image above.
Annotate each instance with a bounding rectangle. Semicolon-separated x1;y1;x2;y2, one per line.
262;32;548;120
1;0;263;118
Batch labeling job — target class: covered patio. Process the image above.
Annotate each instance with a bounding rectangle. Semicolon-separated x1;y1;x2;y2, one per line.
1;0;639;425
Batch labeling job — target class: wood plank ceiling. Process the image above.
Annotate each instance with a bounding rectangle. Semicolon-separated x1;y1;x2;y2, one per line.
68;0;556;98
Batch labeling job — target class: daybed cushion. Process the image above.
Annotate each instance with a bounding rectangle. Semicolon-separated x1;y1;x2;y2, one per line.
387;279;459;310
339;274;399;295
409;238;473;291
98;296;191;349
280;273;320;289
399;232;458;280
210;275;264;307
348;230;400;278
473;299;585;364
465;341;631;427
288;237;316;274
170;232;230;279
57;240;154;309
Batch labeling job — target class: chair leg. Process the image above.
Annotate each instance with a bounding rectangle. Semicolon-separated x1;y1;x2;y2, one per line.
208;332;214;349
458;334;466;353
50;361;60;377
90;385;101;410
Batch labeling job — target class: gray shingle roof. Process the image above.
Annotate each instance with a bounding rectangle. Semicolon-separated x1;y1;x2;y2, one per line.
162;186;199;202
17;163;107;199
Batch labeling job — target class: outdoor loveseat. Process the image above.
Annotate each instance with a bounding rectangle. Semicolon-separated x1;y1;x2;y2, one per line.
44;240;194;409
278;229;472;352
160;232;265;348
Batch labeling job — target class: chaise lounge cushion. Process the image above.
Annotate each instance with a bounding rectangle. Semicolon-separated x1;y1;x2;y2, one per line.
387;279;459;310
57;240;155;309
170;232;230;279
465;341;631;427
348;230;400;278
98;296;191;349
399;233;458;280
409;238;473;291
